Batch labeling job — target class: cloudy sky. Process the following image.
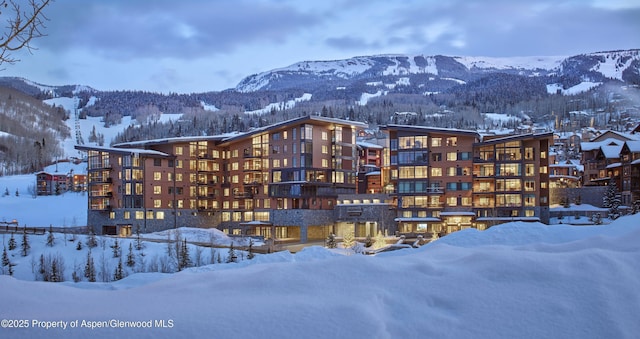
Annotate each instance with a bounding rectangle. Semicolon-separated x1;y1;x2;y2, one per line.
3;0;639;93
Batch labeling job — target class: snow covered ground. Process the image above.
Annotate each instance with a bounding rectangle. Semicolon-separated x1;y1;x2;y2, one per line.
1;207;638;338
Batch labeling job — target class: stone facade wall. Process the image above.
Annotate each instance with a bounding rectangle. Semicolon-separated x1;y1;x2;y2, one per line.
270;209;335;242
333;204;397;234
88;209;219;235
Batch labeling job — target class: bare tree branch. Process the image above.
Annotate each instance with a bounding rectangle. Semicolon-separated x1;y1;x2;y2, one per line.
0;0;51;66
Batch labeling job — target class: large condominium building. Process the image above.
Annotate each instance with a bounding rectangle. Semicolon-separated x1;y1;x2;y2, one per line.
381;125;552;234
76;116;366;241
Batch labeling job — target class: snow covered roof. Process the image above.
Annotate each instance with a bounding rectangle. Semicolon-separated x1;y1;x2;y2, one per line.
606;162;622;169
625;141;640;153
357;140;384;149
75;145;170;157
580;138;624;151
601;145;622;159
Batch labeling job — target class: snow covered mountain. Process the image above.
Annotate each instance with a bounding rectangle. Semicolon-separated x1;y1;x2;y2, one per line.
235;49;640;93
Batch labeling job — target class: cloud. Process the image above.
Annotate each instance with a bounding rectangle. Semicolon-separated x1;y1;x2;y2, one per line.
325;36;380;50
39;0;321;60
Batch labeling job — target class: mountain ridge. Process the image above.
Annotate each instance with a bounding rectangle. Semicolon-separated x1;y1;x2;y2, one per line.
235;49;640;93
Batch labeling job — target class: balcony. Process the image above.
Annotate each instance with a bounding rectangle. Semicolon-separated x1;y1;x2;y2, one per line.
243;149;263;158
234;191;254;199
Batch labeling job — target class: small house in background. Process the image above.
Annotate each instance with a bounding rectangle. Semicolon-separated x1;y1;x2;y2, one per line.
36;171;70;195
35;160;88;195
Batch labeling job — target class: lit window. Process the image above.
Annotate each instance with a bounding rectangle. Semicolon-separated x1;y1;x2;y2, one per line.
154;172;161;180
156;211;165;219
431;168;442;176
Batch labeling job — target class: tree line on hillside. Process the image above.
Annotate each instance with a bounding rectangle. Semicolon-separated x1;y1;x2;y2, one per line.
0;88;69;176
111;79;640;144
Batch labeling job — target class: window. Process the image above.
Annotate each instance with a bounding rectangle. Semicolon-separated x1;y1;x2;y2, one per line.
431;138;442;147
525;147;534;160
447;152;457;161
432;153;442;161
446;196;457;206
446;137;457;146
156;211;165;219
124;211;130;219
154;199;162;208
135;211;144;219
322;159;329;168
175;146;183;155
322;131;328;140
154;172;162;180
322;145;328;154
154;158;162;166
431;168;442;176
153;186;161;194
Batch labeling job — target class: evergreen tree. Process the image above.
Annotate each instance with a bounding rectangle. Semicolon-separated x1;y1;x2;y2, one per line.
431;229;440;241
86;230;98;248
126;243;135;267
135;226;144;250
113;257;125;281
20;230;30;256
8;233;16;250
46;225;55;247
38;254;46;281
2;246;10;267
373;230;386;249
111;238;121;258
226;242;237;263
342;231;355;250
50;258;60;282
326;233;337;249
365;234;373;248
15;188;19;197
178;238;191;270
76;240;83;250
603;179;621;219
247;238;255;260
84;250;96;282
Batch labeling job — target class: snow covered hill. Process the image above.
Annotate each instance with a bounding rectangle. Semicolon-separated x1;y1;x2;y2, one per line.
1;214;639;338
235;49;640;95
